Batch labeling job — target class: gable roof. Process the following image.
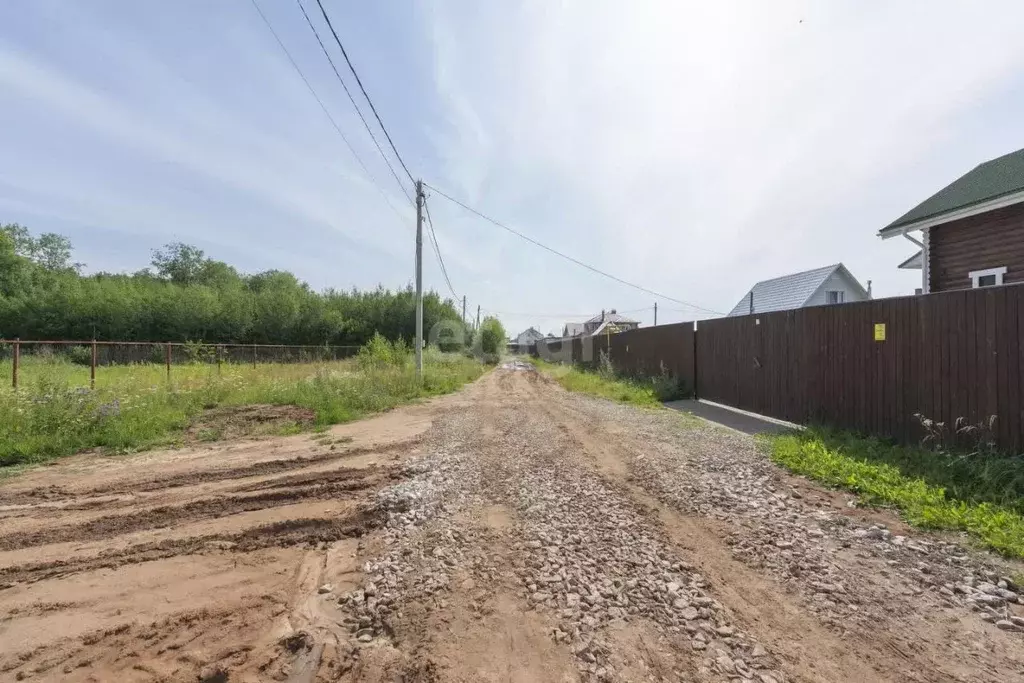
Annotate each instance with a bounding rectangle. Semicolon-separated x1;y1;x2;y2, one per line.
898;250;923;270
515;327;543;340
728;263;867;317
584;311;639;325
880;148;1024;236
563;322;584;337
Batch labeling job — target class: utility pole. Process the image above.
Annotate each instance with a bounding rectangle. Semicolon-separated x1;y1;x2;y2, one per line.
476;304;481;329
415;180;424;379
462;295;467;327
654;302;658;326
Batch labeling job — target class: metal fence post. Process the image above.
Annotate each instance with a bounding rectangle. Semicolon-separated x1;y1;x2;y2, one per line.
217;345;223;376
90;339;97;390
12;338;19;390
166;342;172;383
252;343;257;369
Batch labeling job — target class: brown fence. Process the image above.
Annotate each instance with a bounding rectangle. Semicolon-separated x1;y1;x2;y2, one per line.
536;322;696;392
697;285;1023;451
593;323;696;393
538;284;1024;452
0;340;361;389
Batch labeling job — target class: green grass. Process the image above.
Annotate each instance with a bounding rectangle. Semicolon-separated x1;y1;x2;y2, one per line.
0;341;486;467
765;427;1024;559
531;359;664;407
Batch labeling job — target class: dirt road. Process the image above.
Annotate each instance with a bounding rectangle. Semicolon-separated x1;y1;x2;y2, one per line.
1;366;1023;682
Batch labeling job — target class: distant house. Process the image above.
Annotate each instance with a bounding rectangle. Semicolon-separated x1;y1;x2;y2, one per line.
513;327;545;346
562;322;585;337
879;148;1024;293
582;310;639;335
728;263;871;317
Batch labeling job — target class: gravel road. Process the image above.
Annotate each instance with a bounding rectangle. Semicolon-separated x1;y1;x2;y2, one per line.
1;366;1022;682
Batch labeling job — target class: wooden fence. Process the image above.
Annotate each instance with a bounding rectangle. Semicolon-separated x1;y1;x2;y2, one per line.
537;284;1024;452
589;323;696;394
0;340;361;390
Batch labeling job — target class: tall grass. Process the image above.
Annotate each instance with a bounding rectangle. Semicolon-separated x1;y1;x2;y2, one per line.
0;335;486;467
531;358;666;407
766;427;1024;559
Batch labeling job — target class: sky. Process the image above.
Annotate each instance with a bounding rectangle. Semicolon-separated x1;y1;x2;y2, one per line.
2;1;1024;337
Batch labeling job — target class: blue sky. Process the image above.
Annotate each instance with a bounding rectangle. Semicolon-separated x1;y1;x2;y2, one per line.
3;1;1024;336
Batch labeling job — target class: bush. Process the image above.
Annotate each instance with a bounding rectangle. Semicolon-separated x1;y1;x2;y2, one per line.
63;345;92;366
650;372;683;401
357;333;409;370
182;340;216;364
475;316;506;359
149;344;167;365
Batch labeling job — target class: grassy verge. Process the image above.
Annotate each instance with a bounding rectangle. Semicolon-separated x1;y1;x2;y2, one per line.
765;427;1024;559
530;359;666;408
0;338;486;467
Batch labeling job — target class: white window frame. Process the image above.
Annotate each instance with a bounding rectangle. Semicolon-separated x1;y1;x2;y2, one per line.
825;290;845;304
969;266;1007;289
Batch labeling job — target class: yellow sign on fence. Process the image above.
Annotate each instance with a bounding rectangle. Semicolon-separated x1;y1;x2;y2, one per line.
874;323;886;342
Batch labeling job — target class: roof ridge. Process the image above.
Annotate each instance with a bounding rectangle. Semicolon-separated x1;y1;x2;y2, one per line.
752;262;840;288
881;147;1024;233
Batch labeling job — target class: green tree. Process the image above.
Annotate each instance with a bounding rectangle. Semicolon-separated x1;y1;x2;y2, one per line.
476;316;507;356
0;230;31;297
34;233;75;271
151;242;206;284
0;224;466;347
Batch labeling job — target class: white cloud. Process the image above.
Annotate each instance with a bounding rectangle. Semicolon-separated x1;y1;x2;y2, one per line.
4;1;1024;336
0;30;414;267
424;0;1024;331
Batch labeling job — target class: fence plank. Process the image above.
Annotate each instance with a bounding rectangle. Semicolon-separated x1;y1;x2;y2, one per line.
585;285;1023;452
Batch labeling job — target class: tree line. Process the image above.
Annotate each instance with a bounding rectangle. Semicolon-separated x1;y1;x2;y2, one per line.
0;223;472;347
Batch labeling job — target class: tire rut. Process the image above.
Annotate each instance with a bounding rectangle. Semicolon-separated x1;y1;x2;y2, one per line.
0;465;398;552
0;509;382;586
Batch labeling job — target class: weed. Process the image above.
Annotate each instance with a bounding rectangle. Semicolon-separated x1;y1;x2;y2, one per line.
196;428;222;442
915;412;998;455
274;423;305;437
531;359;662;408
0;341;487;467
764;427;1024;559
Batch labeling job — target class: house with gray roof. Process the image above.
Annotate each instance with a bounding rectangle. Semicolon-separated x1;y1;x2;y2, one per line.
728;264;870;317
582;310;639;335
562;322;585;337
879;147;1024;293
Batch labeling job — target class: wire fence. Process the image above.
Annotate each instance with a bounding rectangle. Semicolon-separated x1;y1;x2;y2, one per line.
0;339;362;389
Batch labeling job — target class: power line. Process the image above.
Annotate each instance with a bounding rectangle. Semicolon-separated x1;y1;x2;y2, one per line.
423;183;726;316
481;306;650;320
249;0;410;227
423;195;459;301
296;0;412;204
313;0;415;185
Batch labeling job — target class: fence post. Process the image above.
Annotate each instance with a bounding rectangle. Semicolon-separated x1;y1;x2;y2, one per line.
692;324;699;400
166;342;172;383
90;339;97;390
217;345;223;376
252;343;257;369
12;338;19;390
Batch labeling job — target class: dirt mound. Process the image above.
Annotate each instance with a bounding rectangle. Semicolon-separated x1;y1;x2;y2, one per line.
186;403;316;441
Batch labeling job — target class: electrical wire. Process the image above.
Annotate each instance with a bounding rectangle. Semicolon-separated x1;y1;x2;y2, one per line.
313;0;415;185
249;0;410;227
423;183;726;316
422;195;460;301
296;0;412;204
480;307;650;320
